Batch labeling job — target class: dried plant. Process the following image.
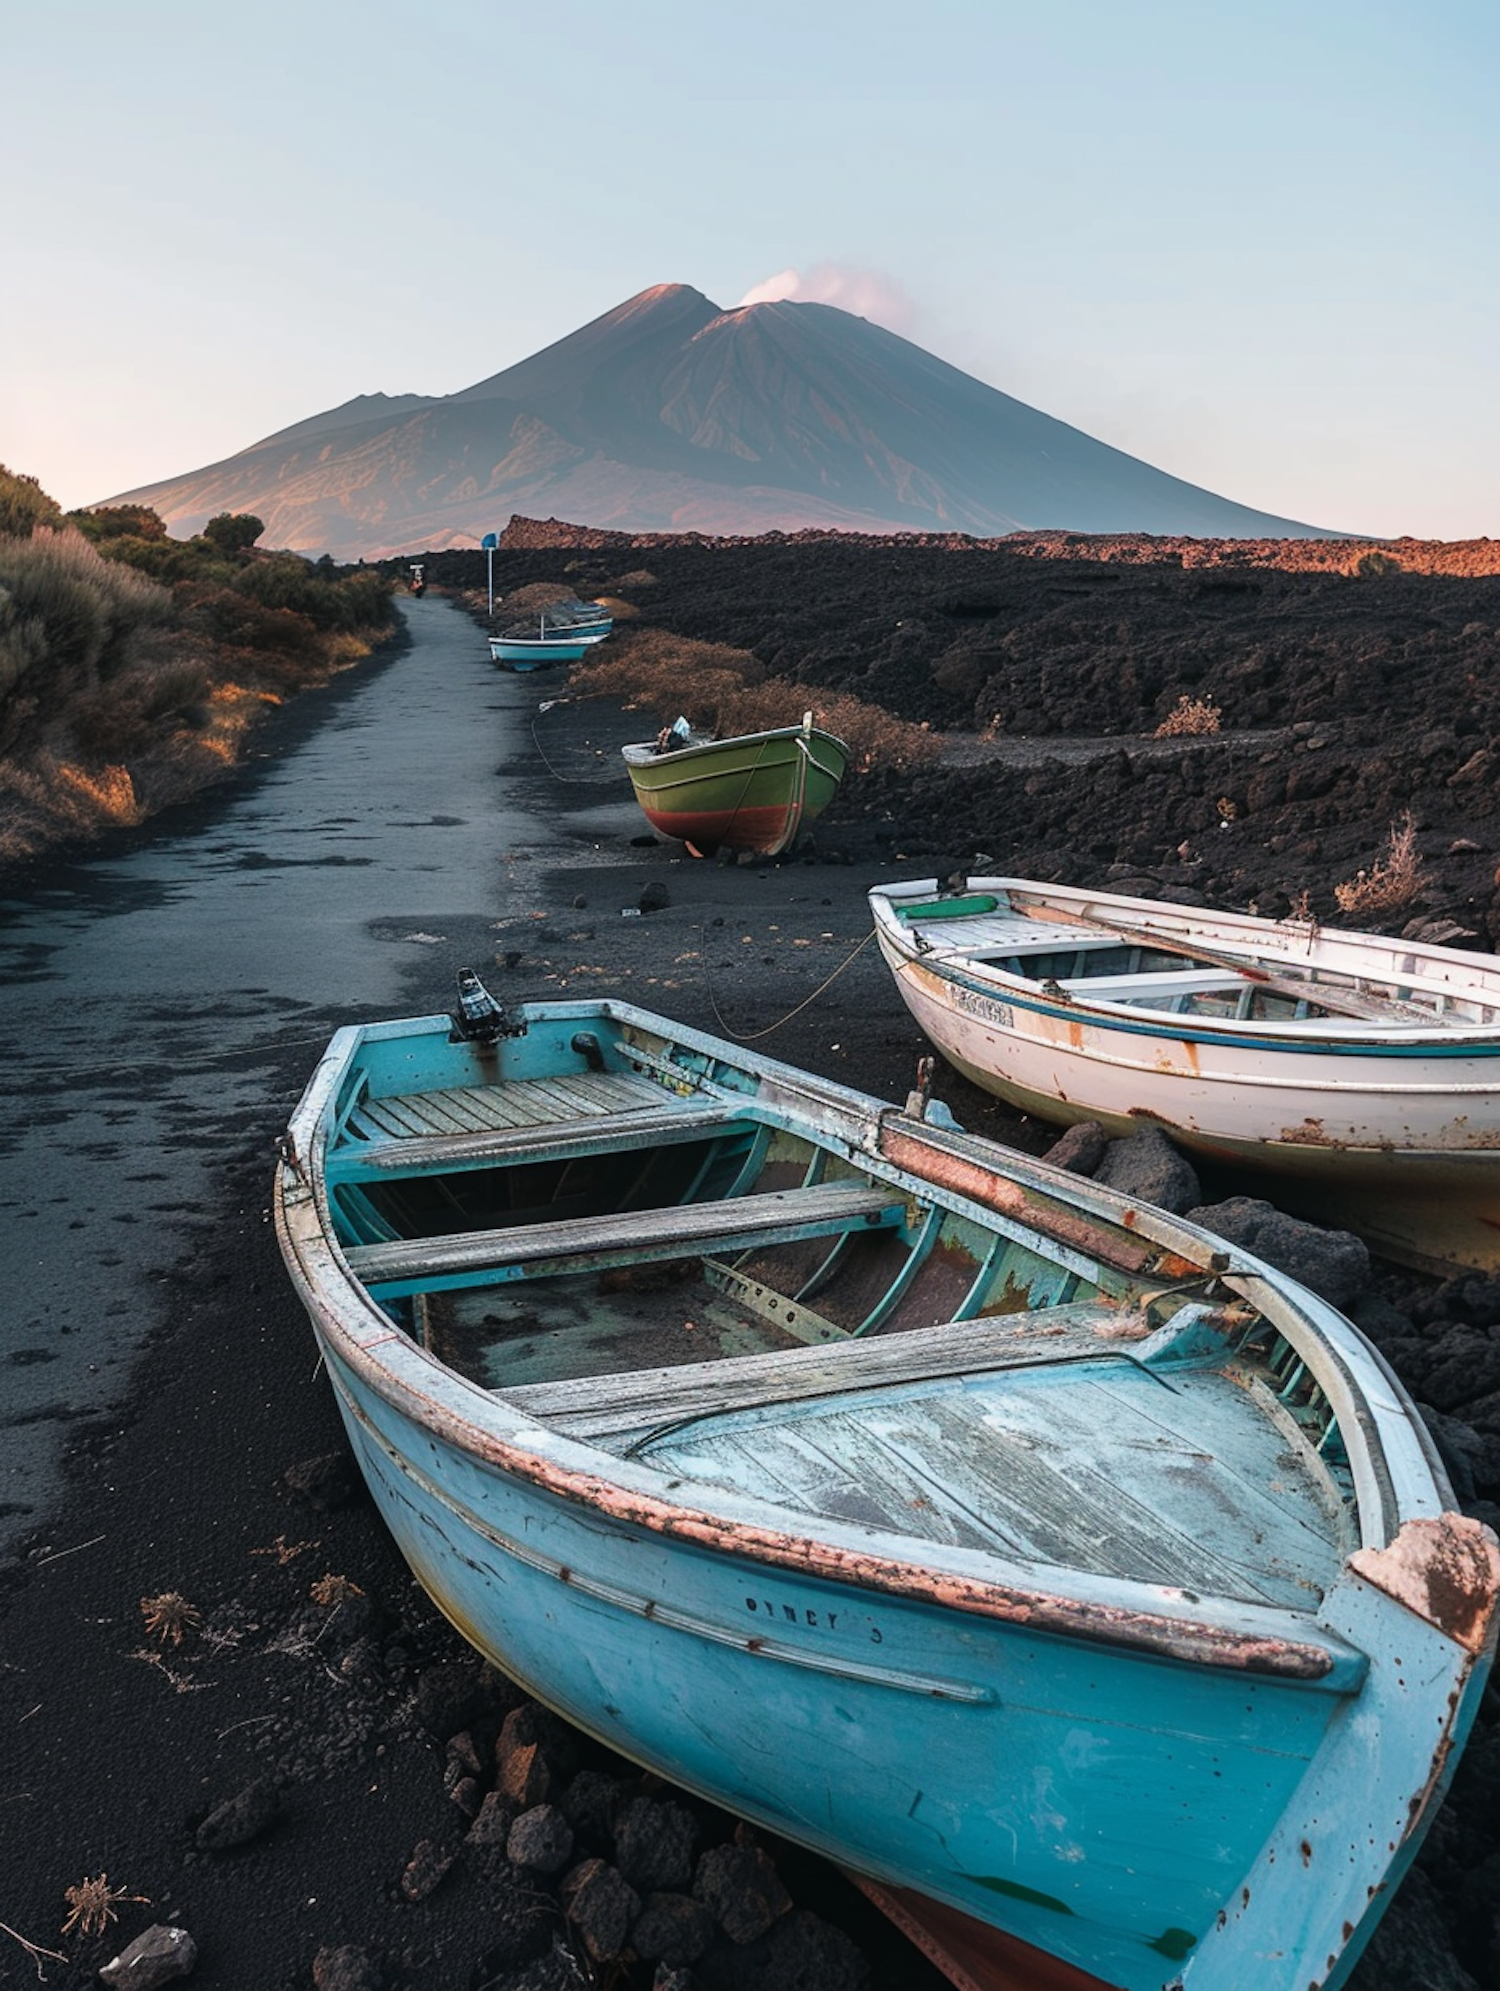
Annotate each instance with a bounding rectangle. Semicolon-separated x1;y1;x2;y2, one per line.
1154;694;1222;737
309;1573;364;1608
1334;811;1426;917
139;1591;201;1645
1352;549;1404;578
129;1647;212;1693
1;1913;68;1976
251;1534;316;1565
570;628;938;772
60;1873;146;1938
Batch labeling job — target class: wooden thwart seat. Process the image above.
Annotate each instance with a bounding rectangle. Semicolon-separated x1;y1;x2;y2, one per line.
344;1182;907;1298
499;1302;1153;1444
328;1099;743;1182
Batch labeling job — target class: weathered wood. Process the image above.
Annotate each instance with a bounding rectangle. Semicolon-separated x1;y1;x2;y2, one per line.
1040;900;1456;1026
329;1098;742;1181
344;1181;907;1296
500;1302;1149;1437
350;1071;669;1141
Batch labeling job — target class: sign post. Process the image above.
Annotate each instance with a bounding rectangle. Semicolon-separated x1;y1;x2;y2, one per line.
481;532;498;615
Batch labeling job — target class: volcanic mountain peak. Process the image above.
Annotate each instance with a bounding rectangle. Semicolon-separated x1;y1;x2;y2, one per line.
104;282;1334;556
454;282;721;408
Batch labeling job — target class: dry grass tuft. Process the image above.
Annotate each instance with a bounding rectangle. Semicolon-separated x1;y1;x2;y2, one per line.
497;581;595;617
1334;811;1426;916
140;1591;201;1645
60;1874;146;1939
309;1572;364;1607
1154;694;1222;737
570;629;939;773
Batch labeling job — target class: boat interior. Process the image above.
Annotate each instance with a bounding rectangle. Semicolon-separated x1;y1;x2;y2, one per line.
321;1057;1359;1610
889;894;1495;1028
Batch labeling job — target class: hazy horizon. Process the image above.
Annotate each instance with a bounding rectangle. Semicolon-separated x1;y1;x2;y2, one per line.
4;0;1497;540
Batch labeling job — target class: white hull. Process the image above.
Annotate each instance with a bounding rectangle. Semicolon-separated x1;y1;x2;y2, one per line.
871;878;1500;1272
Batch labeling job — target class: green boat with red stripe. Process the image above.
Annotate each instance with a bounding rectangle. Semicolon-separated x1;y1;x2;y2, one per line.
622;713;850;857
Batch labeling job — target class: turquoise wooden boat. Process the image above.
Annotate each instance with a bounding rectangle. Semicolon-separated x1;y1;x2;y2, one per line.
488;611;600;671
273;991;1498;1991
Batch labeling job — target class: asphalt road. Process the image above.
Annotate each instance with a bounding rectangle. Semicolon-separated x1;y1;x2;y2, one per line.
0;598;550;1556
0;592;956;1565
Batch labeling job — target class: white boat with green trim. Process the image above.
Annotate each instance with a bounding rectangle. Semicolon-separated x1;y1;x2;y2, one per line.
870;875;1500;1274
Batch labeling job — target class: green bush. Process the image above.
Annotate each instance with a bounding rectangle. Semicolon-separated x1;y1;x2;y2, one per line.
202;512;264;555
68;658;214;761
68;504;169;544
0;464;63;539
0;531;172;750
179;583;322;664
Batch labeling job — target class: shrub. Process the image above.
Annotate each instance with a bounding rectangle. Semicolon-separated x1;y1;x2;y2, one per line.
1154;694;1222;737
202;511;264;555
1352;550;1404;578
180;585;322;665
0;463;63;538
1334;811;1426;917
569;628;938;772
68;504;168;543
69;657;214;760
0;530;171;751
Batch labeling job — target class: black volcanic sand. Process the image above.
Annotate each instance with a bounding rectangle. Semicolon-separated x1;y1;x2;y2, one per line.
6;547;1500;1991
433;535;1500;944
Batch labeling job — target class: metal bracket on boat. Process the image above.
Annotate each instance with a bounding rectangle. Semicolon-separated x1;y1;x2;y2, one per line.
274;1129;306;1185
449;968;527;1047
904;1057;936;1120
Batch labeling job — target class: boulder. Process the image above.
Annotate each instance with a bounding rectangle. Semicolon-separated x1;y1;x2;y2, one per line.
1185;1196;1370;1310
693;1840;792;1945
630;1891;715;1966
613;1794;699;1893
99;1925;198;1989
1093;1125;1201;1214
507;1803;575;1876
1041;1120;1108;1176
561;1858;640;1963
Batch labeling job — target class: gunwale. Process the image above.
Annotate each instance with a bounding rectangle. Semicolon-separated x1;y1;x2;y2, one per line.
274;1000;1458;1679
870;877;1500;1054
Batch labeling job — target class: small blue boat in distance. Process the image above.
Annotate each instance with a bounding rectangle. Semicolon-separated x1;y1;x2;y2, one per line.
488;611;593;671
539;598;613;641
489;601;612;670
274;991;1498;1991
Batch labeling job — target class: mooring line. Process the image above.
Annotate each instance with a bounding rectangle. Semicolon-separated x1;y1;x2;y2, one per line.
701;924;880;1041
528;708;622;787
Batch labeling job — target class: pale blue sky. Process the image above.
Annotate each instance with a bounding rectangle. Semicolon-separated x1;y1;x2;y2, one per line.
4;0;1495;538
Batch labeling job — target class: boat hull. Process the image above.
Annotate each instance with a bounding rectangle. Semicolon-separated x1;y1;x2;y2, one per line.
489;637;591;670
316;1331;1484;1991
623;726;849;856
871;884;1500;1274
273;999;1499;1991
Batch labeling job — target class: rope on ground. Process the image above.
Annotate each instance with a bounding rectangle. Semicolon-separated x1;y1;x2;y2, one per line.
701;924;880;1042
528;709;623;787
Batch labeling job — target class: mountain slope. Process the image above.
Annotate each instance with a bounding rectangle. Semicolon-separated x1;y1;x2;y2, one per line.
104;283;1334;555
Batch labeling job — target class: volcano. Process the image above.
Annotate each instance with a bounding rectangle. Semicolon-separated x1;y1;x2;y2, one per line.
103;283;1332;556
